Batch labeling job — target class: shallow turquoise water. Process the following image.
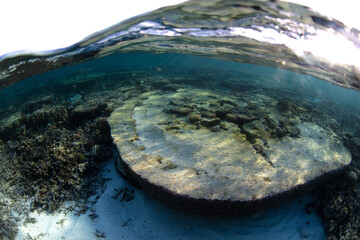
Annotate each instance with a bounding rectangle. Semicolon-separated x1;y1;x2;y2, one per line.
1;53;359;135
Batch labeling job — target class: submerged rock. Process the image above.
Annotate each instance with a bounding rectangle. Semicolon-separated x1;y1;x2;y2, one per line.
108;88;351;217
201;111;216;118
168;106;191;116
242;119;272;141
236;113;258;125
189;113;201;123
200;118;220;128
225;113;238;124
70;102;108;127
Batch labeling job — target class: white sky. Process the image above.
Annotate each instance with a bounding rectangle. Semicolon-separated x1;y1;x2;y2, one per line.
287;0;360;30
0;0;359;57
0;0;186;57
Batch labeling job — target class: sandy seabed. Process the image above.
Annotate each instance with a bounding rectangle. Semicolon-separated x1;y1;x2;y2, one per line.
16;156;325;240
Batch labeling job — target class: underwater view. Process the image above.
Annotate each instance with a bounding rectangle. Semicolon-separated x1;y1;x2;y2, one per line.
0;1;360;239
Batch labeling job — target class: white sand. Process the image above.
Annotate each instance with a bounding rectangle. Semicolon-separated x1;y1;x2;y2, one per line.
16;158;326;240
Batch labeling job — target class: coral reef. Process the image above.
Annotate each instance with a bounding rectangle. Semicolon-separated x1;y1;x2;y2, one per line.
0;97;116;238
1;103;113;211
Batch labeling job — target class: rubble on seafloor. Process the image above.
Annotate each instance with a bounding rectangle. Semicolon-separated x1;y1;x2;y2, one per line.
0;73;359;238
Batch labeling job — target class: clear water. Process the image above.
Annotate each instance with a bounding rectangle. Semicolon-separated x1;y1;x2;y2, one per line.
0;1;360;239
